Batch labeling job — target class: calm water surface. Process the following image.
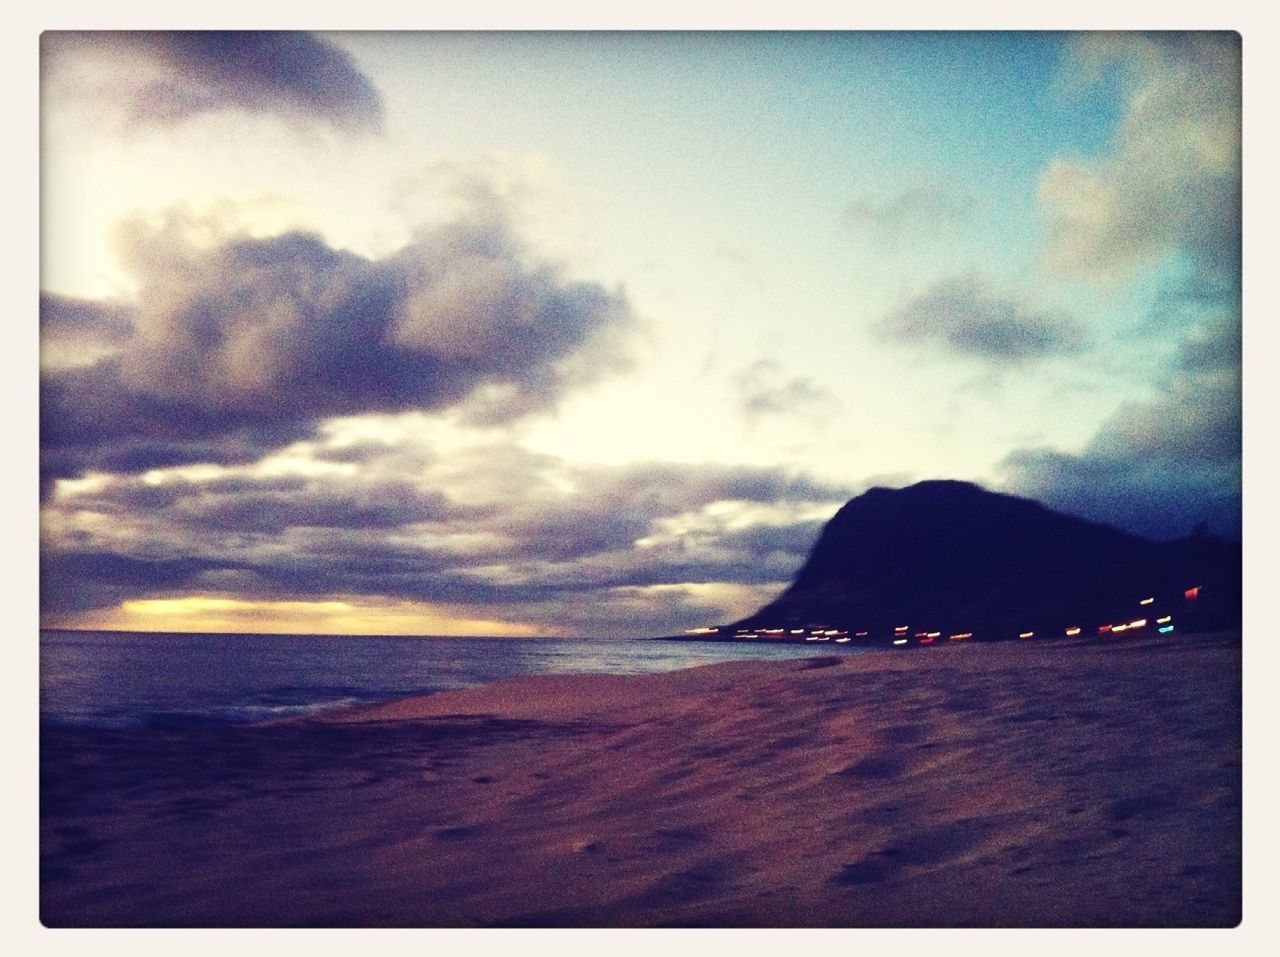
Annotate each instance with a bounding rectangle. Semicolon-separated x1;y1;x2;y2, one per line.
40;629;863;729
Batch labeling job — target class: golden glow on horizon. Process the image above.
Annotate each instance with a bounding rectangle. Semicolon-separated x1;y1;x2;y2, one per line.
53;597;547;638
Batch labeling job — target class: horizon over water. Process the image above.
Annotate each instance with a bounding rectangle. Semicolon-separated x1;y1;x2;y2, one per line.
40;628;856;730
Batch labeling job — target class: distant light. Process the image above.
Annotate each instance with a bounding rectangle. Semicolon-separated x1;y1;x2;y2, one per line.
892;638;908;646
1130;619;1147;629
894;625;908;633
1065;627;1081;636
835;637;851;643
824;630;840;636
763;628;784;635
1156;616;1172;625
1185;586;1201;601
741;633;759;639
790;629;805;634
685;626;720;634
949;632;972;641
927;632;941;638
920;637;935;644
1098;625;1112;633
855;631;868;637
1113;624;1128;632
1139;597;1154;605
1019;631;1034;639
1158;625;1175;633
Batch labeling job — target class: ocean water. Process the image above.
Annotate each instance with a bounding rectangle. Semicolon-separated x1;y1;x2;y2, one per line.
40;629;859;730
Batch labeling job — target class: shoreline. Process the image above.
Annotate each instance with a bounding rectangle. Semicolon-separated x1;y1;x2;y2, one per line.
42;631;1241;927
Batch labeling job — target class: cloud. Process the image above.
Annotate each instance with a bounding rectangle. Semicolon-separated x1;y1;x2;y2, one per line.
735;360;842;424
1000;311;1240;540
1040;33;1240;286
40;293;134;370
842;186;976;243
876;274;1092;362
42;31;384;134
41;196;634;487
41;448;858;635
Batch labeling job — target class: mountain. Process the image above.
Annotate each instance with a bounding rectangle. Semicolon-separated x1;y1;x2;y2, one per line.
688;480;1240;645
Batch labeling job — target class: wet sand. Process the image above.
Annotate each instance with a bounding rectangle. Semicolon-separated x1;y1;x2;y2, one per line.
41;631;1241;927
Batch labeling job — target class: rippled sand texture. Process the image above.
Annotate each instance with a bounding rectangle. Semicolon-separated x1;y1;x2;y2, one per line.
41;632;1241;927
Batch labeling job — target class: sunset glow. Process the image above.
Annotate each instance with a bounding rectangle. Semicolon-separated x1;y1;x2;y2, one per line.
39;31;1240;637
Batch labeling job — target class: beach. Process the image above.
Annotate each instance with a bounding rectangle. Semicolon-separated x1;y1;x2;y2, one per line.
41;631;1241;928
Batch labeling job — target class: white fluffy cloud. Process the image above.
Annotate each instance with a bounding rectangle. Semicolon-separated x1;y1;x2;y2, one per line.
1040;33;1240;285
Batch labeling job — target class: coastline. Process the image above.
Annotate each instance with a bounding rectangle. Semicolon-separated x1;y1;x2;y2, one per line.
41;632;1241;927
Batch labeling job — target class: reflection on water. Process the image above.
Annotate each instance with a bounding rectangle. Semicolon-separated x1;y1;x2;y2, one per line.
40;630;861;729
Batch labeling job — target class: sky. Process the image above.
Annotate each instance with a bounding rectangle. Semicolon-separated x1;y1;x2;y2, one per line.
38;30;1242;638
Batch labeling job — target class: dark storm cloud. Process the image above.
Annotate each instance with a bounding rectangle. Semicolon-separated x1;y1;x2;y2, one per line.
1000;314;1240;541
40;551;240;615
577;461;852;512
72;473;472;536
40;293;133;351
41;205;633;486
42;456;852;627
876;275;1092;363
43;31;384;134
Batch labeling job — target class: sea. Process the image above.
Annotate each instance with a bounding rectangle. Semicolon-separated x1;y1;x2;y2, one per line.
40;629;856;731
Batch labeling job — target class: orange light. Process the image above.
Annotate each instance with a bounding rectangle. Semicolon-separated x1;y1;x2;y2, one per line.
949;632;972;641
1065;627;1081;636
1185;586;1201;601
1098;625;1112;633
1139;597;1154;605
1129;619;1147;629
1156;616;1172;624
894;626;908;633
1019;631;1034;638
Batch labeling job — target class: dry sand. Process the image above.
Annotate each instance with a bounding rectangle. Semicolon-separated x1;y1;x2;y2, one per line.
40;631;1241;927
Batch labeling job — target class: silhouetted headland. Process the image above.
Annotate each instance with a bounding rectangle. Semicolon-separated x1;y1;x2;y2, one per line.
664;480;1241;646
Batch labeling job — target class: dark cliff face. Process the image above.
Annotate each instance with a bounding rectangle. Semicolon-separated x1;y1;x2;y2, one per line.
737;480;1240;639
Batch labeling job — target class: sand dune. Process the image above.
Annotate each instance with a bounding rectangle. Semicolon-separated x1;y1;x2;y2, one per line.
41;632;1241;927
